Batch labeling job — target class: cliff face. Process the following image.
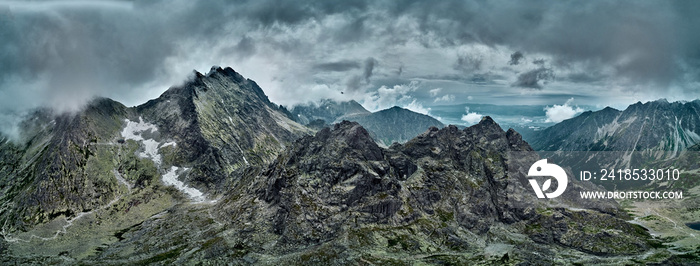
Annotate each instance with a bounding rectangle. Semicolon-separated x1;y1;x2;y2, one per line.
0;98;132;231
0;67;311;232
205;118;652;264
136;66;311;192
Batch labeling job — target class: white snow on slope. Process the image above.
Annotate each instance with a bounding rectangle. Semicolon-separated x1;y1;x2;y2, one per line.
121;117;157;142
140;139;162;166
163;166;204;201
121;117;205;202
161;141;177;148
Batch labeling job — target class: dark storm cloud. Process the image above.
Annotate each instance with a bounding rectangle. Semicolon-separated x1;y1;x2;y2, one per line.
343;57;377;92
345;75;363;92
565;72;605;84
0;1;171;112
234;36;257;57
383;0;699;87
2;0;700;137
513;67;555;89
508;51;524;65
454;53;483;72
363;57;377;83
313;60;361;72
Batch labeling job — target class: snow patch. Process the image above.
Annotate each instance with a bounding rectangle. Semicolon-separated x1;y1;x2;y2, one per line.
160;141;177;148
120;117;157;142
162;166;204;202
241;154;249;165
140;139;162;166
120;118;206;202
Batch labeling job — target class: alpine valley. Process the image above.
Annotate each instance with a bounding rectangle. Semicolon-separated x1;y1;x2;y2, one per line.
0;67;697;264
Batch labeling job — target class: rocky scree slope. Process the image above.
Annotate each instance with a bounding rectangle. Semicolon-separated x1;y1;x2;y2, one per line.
202;118;654;264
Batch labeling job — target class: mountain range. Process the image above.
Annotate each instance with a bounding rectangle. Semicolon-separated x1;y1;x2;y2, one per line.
530;99;700;155
0;67;696;264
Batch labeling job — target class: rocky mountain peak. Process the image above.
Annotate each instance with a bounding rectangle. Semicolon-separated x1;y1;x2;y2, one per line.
465;115;500;133
133;65;310;193
285;120;384;170
204;66;246;82
331;120;382;158
402;116;529;162
601;106;620;112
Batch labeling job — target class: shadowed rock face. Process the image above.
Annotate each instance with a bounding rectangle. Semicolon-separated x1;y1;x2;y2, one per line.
258;121;401;239
0;98;131;231
136;66;311;193
216;117;653;260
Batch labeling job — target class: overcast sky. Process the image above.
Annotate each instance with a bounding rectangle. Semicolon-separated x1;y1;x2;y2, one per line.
1;0;700;134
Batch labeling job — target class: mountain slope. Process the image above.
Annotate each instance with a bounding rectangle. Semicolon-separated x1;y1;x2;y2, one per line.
174;118;651;264
136;66;311;192
1;71;677;264
0;98;132;232
0;67;311;235
1;112;664;264
342;106;445;146
530;99;700;155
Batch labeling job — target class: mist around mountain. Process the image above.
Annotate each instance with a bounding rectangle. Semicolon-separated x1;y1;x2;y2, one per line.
0;68;696;264
290;99;370;125
0;66;310;236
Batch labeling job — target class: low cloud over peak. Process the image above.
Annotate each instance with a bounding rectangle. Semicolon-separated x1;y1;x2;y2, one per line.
1;0;700;136
544;98;584;123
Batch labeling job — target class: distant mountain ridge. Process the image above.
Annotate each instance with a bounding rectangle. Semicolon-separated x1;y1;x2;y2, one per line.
291;100;445;146
530;99;700;155
290;99;370;125
342;106;445;146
